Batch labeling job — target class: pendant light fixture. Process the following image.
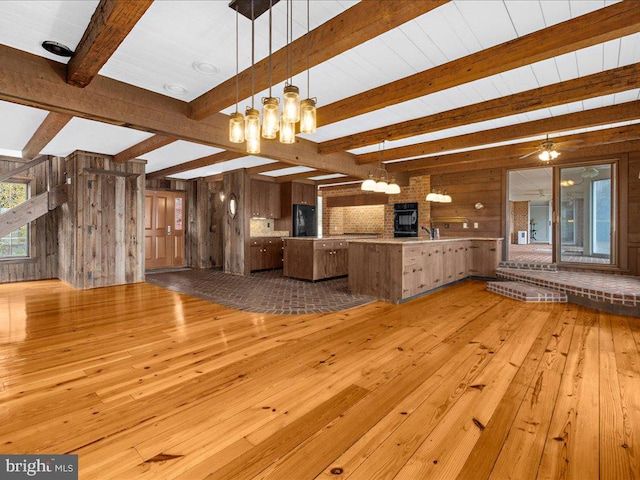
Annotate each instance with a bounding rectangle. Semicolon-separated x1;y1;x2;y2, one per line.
299;0;316;134
228;0;317;147
229;5;245;143
245;0;260;154
426;178;452;202
361;172;376;191
282;0;300;124
373;141;389;193
261;1;279;139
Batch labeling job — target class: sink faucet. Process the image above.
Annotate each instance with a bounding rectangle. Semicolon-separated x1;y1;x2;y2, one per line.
421;226;435;239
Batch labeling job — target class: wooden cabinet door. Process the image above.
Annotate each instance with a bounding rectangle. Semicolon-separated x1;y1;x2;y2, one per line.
453;242;467;281
423;243;443;290
250;180;262;217
291;182;317;206
144;190;185;270
469;240;500;277
441;243;456;284
333;240;348;277
266;182;281;219
250;244;263;271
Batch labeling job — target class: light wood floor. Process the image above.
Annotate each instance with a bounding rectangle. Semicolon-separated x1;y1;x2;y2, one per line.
1;279;638;480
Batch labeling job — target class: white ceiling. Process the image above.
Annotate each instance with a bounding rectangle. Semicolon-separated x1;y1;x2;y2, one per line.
0;0;637;183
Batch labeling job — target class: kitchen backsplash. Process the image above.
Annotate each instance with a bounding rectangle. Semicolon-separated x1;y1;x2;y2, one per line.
250;218;289;237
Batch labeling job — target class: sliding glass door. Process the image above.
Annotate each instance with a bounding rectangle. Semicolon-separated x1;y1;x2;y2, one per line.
557;163;614;265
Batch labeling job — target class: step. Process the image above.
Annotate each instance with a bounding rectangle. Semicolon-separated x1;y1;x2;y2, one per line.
498;261;557;271
487;281;567;303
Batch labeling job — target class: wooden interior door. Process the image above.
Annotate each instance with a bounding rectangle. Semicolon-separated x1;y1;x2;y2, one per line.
144;190;185;269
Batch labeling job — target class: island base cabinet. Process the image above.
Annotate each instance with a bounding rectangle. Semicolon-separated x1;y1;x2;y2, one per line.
349;239;502;304
285;239;349;281
250;238;284;272
349;243;403;303
469;240;502;277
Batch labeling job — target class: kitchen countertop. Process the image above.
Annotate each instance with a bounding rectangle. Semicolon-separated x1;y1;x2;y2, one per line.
348;237;502;245
282;235;379;241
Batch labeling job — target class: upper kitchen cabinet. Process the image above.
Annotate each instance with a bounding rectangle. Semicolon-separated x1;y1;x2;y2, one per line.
291;182;316;206
250;179;281;219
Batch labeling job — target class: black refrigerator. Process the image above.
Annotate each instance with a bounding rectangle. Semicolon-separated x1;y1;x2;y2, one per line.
292;204;317;237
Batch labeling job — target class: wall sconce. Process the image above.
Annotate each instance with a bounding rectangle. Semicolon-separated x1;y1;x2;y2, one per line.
474;202;484;210
219;191;226;202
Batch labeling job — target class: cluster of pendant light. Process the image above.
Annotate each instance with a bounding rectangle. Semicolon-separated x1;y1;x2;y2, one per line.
360;141;401;194
229;0;316;154
425;191;452;203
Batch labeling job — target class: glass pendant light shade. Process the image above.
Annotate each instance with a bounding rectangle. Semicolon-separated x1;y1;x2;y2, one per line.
247;136;260;154
261;97;280;139
361;173;376;191
229;112;245;143
279;114;295;144
300;98;317;134
538;150;551;162
426;192;438;201
374;179;388;193
245;108;260;141
441;193;452;203
245;108;260;153
386;180;401;194
283;84;300;123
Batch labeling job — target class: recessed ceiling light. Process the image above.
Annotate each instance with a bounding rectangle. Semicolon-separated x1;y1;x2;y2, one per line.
41;40;74;57
193;61;219;75
163;83;188;95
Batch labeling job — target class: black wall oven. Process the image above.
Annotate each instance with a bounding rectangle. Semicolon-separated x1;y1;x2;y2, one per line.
394;202;418;237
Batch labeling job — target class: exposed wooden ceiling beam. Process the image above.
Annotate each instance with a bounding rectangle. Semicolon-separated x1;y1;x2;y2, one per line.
319;63;640;154
67;0;153;88
273;170;331;183
315;176;360;186
358;101;640;164
409;139;640;176
147;151;248;179
316;1;640;129
113;134;177;164
0;45;370;178
388;124;640;174
188;0;449;120
21;112;73;160
245;162;291;175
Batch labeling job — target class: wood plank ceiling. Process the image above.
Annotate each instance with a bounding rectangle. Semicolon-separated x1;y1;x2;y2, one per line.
0;0;638;185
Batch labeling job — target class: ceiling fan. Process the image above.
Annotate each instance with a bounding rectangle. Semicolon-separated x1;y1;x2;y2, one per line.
522;189;551;198
518;134;583;162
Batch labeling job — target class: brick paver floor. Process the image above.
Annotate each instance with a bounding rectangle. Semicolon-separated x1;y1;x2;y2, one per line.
146;268;374;314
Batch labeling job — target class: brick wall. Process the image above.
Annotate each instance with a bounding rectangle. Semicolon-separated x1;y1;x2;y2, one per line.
512;201;529;244
320;176;431;238
383;175;431;238
343;205;385;233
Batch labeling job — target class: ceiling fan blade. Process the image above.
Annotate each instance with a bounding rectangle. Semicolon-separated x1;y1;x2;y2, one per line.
519;151;539;159
562;147;579;152
556;139;585;147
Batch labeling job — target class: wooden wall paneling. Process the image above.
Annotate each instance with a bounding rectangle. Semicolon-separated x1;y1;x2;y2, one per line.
0;157;64;284
429;169;504;239
223;170;249;275
628;153;640;275
57;151;144;289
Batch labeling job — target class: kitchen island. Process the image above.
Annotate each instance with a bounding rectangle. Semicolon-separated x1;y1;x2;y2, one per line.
348;237;502;303
283;236;377;281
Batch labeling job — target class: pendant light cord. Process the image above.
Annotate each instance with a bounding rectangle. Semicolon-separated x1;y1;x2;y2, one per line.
306;0;310;97
251;0;255;109
286;0;290;85
268;0;272;97
235;5;239;113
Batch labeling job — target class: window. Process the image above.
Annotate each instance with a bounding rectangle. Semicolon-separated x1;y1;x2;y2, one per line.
0;181;29;258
